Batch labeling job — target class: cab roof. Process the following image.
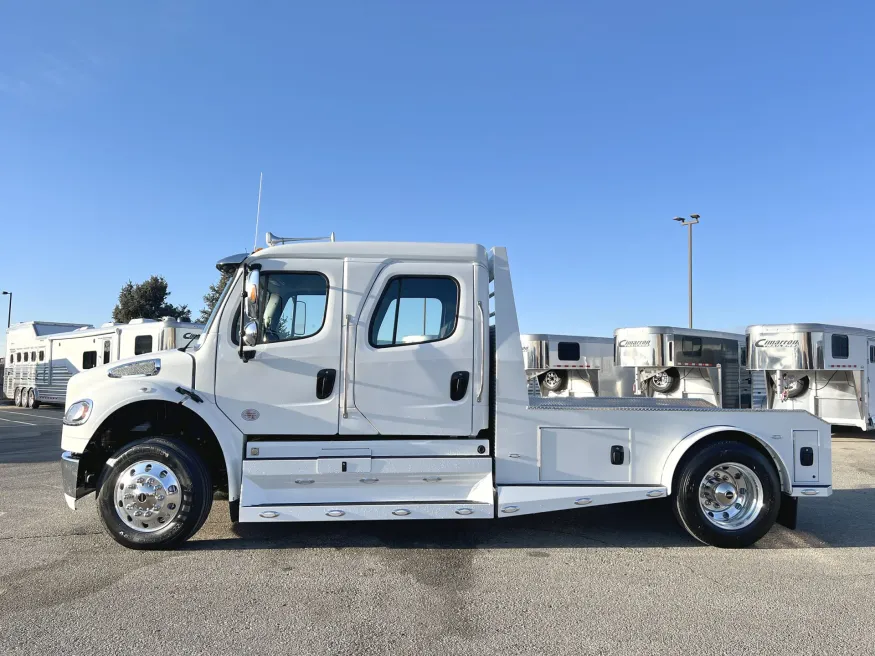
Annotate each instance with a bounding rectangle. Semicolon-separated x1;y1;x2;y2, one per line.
248;241;489;264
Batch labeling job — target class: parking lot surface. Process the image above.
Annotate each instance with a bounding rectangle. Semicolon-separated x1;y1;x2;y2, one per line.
1;403;874;655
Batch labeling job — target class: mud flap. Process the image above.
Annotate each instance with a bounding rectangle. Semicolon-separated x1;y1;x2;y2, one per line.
777;493;798;530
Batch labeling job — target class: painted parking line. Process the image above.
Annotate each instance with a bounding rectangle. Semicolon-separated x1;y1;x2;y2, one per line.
0;410;64;422
0;416;37;426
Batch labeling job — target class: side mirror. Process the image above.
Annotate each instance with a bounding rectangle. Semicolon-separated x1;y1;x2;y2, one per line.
243;321;259;347
245;269;260;318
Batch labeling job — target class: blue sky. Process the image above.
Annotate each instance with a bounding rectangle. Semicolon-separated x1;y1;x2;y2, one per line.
2;2;874;355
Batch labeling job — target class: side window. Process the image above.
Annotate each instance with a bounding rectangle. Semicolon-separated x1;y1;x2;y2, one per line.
103;341;112;364
369;276;459;347
82;351;97;369
870;345;875;363
832;334;849;359
557;342;580;361
31;351;36;361
16;352;21;362
23;352;28;362
259;272;328;343
682;337;702;357
39;350;45;362
134;335;153;355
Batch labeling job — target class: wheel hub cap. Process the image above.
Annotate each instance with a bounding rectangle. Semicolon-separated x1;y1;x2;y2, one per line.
697;462;764;530
113;460;182;533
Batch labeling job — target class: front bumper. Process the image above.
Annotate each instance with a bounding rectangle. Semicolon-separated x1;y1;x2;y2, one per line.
61;451;90;510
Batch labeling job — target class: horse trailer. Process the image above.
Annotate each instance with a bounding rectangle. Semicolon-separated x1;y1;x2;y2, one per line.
614;326;761;409
5;317;203;408
521;333;634;398
747;323;875;430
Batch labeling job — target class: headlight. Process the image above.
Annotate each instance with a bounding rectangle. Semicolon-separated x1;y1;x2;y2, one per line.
64;399;93;426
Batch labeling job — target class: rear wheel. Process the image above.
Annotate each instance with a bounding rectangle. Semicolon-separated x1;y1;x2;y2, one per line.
541;370;567;393
649;368;680;394
25;389;35;409
13;387;22;407
783;374;809;399
96;438;212;550
673;441;780;548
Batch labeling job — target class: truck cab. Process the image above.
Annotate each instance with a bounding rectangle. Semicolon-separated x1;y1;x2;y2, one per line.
60;238;832;550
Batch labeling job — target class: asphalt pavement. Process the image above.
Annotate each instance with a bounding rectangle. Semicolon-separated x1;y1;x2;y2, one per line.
1;403;874;655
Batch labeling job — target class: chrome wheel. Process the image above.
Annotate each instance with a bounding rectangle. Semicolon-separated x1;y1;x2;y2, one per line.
113;460;182;533
13;388;21;407
652;372;672;388
698;462;763;530
543;371;562;388
26;389;35;408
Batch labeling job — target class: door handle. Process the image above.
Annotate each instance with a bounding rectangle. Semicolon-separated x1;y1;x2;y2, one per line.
450;371;470;401
610;445;625;465
316;369;337;400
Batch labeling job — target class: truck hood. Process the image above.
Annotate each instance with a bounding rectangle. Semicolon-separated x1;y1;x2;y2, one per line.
65;349;195;408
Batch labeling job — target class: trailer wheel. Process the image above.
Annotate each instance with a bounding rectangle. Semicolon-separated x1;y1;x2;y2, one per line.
673;440;780;548
96;437;212;550
541;370;567;393
649;368;680;394
13;387;22;407
25;389;34;409
783;374;809;399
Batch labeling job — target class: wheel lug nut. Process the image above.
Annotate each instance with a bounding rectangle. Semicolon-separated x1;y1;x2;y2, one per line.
137;477;145;484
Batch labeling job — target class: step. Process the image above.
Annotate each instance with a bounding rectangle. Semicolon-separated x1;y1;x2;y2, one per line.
240;501;494;522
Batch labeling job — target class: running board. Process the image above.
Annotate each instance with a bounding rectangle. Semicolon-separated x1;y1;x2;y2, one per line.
496;485;668;517
240;502;493;522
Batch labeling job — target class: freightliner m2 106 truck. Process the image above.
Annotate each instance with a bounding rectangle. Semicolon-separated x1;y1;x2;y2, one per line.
61;237;831;549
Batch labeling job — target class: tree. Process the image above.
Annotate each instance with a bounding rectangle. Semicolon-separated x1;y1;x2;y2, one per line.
197;270;233;323
112;275;191;323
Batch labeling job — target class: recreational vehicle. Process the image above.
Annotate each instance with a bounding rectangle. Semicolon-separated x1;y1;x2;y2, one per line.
5;318;203;408
747;323;875;430
521;333;634;398
614;326;762;409
60;237;831;550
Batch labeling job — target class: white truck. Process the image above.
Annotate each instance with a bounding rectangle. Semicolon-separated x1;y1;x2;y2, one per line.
60;238;832;550
6;318;203;408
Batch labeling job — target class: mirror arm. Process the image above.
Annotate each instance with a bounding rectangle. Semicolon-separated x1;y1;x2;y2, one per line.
238;263;249;362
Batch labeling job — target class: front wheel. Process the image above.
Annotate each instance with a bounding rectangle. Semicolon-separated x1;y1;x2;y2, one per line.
96;438;212;550
673;441;780;548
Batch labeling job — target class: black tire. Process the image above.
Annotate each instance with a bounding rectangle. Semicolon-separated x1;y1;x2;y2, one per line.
96;438;212;550
25;389;34;409
541;370;568;393
649;368;680;394
673;440;780;548
784;375;809;399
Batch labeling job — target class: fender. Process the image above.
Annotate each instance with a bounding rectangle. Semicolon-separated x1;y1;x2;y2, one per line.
659;424;792;495
62;377;244;502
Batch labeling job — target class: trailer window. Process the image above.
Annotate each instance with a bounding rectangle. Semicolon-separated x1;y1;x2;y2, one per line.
39;350;44;362
16;352;21;362
23;352;28;362
870;345;875;363
134;335;153;355
558;342;580;361
832;334;849;359
370;276;459;347
82;351;97;370
681;337;702;357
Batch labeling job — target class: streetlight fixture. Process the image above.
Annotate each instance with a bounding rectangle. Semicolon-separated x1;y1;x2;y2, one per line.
1;291;10;328
672;214;700;329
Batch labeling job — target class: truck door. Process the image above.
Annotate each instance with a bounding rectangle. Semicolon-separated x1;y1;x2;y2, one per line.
214;258;343;435
868;340;875;426
350;262;475;436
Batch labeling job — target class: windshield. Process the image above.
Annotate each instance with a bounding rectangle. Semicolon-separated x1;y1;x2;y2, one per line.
192;270;237;351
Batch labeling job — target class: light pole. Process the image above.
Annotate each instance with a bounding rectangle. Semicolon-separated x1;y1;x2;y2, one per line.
672;214;700;328
1;291;10;328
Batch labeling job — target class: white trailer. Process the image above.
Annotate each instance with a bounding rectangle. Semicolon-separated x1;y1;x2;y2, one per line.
521;333;634;398
614;326;763;409
61;238;831;550
747;323;875;430
5;318;203;408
